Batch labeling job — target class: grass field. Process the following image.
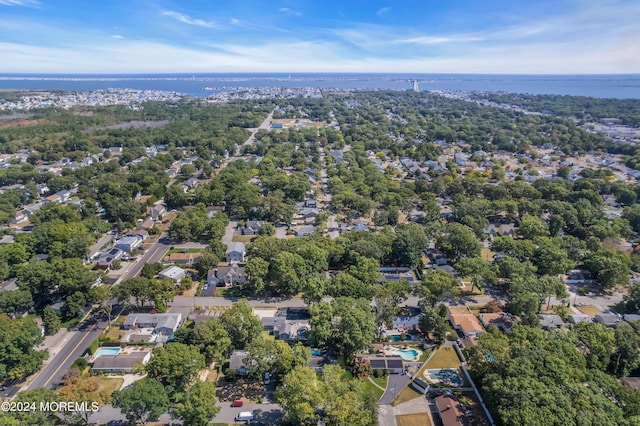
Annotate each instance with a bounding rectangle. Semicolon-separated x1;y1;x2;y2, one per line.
424;346;462;369
102;326;123;341
396;413;433;426
577;304;602;318
393;386;422;406
372;376;388;389
362;378;385;401
481;247;495;262
94;377;124;394
231;235;256;243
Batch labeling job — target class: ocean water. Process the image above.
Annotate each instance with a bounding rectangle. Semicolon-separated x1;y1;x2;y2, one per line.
0;73;638;99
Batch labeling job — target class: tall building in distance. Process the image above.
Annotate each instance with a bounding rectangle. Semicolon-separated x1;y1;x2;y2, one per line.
413;80;420;92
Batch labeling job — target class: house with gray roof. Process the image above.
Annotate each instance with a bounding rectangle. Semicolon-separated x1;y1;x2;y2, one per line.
226;242;246;263
595;313;620;327
122;313;182;335
158;266;186;283
92;351;151;374
538;314;567;330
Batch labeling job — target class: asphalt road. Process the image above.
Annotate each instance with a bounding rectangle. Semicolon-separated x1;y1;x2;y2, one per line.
27;313;107;390
115;232;172;284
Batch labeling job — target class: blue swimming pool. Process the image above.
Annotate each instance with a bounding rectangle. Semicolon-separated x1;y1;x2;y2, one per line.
311;349;321;356
395;349;419;360
94;347;120;358
389;334;414;342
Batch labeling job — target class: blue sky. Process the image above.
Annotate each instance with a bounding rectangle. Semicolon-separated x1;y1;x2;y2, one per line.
0;0;638;73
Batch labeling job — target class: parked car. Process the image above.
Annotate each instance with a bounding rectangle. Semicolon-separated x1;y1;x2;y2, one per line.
231;400;243;407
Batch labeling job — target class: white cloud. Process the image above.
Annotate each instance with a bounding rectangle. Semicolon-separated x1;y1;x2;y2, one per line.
394;36;483;45
0;0;39;7
230;18;240;25
376;7;390;18
278;8;301;17
161;11;221;29
111;34;125;39
0;37;638;74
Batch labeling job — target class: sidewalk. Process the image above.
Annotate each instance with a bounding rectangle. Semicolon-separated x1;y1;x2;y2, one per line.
41;328;75;361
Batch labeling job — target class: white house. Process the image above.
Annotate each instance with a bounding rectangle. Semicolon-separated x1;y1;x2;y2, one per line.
207;264;247;287
226;242;246;263
158;266;186;284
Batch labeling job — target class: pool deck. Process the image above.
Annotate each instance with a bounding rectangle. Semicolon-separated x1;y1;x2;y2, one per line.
381;345;423;361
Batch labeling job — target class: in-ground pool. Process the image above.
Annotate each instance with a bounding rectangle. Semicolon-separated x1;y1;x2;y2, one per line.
389;334;414;342
395;349;419;360
93;347;120;358
311;349;321;356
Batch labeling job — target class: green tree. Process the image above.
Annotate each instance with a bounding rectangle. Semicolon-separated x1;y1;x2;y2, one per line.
112;377;170;426
390;223;429;266
275;366;323;425
191;320;232;362
309;297;376;362
0;289;33;317
10;388;61;426
245;256;269;294
454;256;496;292
219;299;262;350
246;336;294;378
437;222;481;260
584;249;632;290
42;304;61;335
518;214;549;239
175;381;220;426
416;269;460;307
145;343;205;393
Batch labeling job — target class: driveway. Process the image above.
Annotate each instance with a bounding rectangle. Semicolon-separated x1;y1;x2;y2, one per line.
379;373;412;405
214;402;284;425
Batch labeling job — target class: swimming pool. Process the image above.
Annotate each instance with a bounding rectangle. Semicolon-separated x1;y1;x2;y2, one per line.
395;349;419;360
93;347;120;358
311;349;321;356
389;334;414;342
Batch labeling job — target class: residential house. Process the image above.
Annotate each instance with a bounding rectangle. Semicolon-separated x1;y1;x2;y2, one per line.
137;218;155;230
380;267;419;285
270;308;310;341
95;248;124;270
158;266;186;284
56;190;71;203
359;355;404;374
165;252;202;265
91;351;151;374
207;264;247;287
621;377;640;390
538;314;567;330
595;313;620;327
568;314;592;324
624;314;640;322
296;225;317;237
479;312;519;333
447;310;484;338
226;242;246;263
122;313;182;335
115;235;143;253
229;350;250;375
241;220;265;235
435;394;468;426
150;203;166;220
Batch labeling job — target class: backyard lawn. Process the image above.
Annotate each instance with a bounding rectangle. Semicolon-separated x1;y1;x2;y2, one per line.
392;386;422;406
396;413;433;426
362;378;385;401
94;377;124;394
577;304;602;318
423;346;462;369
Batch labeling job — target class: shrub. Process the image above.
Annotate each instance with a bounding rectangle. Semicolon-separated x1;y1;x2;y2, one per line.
72;357;88;371
86;339;99;355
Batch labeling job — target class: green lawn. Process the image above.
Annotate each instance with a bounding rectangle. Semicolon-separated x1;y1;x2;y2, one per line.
216;286;251;297
424;346;462;369
362;378;385;401
392;386;422;406
396;413;433;426
166;247;202;255
372;376;388;389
